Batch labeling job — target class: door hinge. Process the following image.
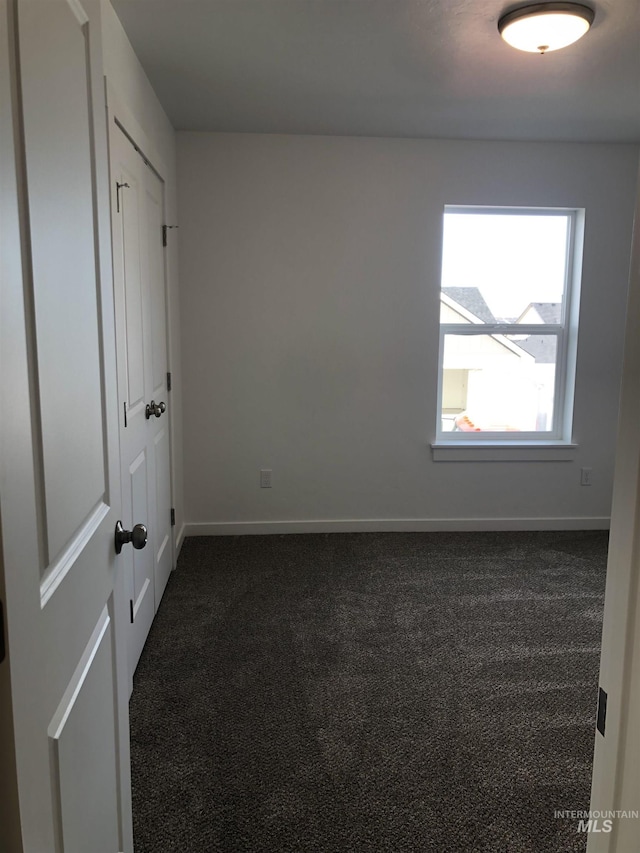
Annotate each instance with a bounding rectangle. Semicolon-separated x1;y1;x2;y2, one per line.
171;508;176;527
597;686;607;736
162;224;178;247
129;600;134;624
123;402;127;428
167;371;172;392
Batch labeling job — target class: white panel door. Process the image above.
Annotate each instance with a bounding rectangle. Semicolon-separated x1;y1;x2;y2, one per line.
0;1;132;851
110;124;172;689
111;129;156;687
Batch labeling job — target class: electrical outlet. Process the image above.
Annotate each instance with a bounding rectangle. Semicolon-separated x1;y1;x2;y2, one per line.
581;467;592;486
260;469;272;488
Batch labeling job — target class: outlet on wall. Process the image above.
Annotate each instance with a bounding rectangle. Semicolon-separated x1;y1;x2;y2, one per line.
260;469;272;488
581;467;593;486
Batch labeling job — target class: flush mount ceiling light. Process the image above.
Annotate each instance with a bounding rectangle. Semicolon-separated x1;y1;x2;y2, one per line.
498;3;595;54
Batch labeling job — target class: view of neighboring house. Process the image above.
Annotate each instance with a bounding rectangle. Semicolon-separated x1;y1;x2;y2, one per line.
517;302;562;325
440;288;559;432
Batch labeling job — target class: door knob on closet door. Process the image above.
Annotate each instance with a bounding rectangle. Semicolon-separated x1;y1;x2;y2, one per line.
114;521;148;555
145;400;166;419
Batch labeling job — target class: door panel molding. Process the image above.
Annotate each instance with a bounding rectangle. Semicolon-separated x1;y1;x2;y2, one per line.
40;499;109;607
20;0;107;566
48;606;111;740
48;607;119;853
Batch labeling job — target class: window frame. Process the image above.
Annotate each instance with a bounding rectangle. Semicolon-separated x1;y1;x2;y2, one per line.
435;206;579;445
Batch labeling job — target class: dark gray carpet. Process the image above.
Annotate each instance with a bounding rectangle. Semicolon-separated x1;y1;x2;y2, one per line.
130;531;607;853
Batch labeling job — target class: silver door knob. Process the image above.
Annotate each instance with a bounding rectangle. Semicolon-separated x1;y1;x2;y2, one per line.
145;400;166;419
114;521;148;554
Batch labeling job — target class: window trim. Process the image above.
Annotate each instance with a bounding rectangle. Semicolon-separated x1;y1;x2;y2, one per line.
430;442;578;462
436;206;580;445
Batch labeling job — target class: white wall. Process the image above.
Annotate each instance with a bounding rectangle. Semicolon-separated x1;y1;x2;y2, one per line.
100;0;184;550
177;133;639;532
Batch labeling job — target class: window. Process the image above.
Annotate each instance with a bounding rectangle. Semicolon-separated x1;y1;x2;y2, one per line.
437;207;580;443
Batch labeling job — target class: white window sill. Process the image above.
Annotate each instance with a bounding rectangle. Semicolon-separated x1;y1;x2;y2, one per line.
431;441;578;462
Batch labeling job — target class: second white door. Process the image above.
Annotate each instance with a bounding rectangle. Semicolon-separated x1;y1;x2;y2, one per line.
110;123;173;691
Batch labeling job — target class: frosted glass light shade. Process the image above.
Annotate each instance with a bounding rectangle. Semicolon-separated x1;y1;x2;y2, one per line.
498;3;594;54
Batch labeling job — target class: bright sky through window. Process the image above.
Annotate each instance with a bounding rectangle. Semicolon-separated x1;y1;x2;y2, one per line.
441;213;569;319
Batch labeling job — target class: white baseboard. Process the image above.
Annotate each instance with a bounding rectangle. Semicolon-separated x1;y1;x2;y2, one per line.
184;517;610;537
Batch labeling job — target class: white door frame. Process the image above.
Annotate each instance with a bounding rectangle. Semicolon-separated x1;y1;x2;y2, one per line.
587;161;640;852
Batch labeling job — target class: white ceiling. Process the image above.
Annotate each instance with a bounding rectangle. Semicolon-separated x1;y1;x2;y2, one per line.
111;0;640;142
